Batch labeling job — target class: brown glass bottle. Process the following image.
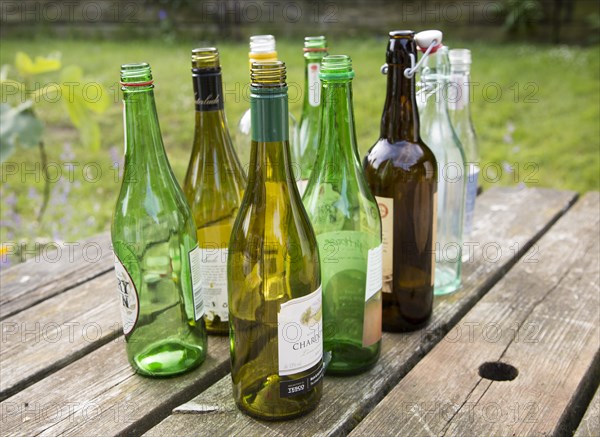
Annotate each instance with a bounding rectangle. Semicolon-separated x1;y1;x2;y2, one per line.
362;31;438;332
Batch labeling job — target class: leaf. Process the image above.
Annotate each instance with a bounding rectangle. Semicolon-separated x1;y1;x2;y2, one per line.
29;83;61;102
15;52;61;76
79;118;101;150
0;102;43;162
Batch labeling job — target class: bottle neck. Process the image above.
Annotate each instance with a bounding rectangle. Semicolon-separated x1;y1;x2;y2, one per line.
314;80;360;177
249;86;293;183
380;64;420;143
449;67;472;118
302;53;326;110
122;87;168;168
192;67;229;148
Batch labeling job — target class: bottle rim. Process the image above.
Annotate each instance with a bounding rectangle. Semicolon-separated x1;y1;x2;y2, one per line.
120;62;153;86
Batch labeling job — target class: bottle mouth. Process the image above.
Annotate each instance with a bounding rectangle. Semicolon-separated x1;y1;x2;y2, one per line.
120;62;153;86
389;30;414;39
251;61;286;87
320;55;355;80
249;35;276;54
191;47;220;69
304;35;327;52
449;48;472;65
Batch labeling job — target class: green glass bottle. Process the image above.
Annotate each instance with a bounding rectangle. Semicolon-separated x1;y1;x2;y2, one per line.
303;55;382;375
112;63;207;376
295;36;328;195
183;48;246;335
363;31;438;332
228;61;323;420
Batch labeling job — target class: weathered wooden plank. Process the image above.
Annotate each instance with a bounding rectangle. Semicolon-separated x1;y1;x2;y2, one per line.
0;336;230;437
0;233;113;320
0;272;120;401
350;192;600;437
574;385;600;437
144;187;578;437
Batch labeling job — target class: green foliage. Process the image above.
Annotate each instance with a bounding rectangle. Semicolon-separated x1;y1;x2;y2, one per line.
0;52;109;162
0;101;43;161
501;0;544;36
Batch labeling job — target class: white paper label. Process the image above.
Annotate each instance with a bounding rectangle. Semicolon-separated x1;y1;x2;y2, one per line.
114;255;139;335
308;62;321;107
297;179;309;197
278;286;323;376
365;244;383;301
199;248;229;322
188;246;204;320
375;196;394;293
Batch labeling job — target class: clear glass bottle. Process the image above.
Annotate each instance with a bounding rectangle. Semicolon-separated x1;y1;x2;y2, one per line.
363;31;437;332
296;36;328;195
228;61;323;420
112;63;207;376
303;55;382;374
183;48;246;334
236;35;298;174
449;48;480;235
418;44;467;296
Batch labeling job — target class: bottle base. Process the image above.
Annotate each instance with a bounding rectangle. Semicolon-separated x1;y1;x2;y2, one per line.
325;340;380;375
434;266;461;296
132;339;206;377
232;372;322;421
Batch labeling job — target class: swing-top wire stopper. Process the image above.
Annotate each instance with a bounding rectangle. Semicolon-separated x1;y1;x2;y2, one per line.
380;30;443;78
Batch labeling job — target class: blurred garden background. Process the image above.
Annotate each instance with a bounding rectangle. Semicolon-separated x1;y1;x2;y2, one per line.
1;0;599;265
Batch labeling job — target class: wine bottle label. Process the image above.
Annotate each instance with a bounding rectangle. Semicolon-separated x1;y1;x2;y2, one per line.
188;246;205;320
296;179;309;196
279;361;324;399
318;232;382;348
308;62;321;107
464;164;479;235
431;191;438;286
277;286;323;376
199;248;229;322
375;196;394;293
366;244;383;301
192;69;224;111
114;255;139;336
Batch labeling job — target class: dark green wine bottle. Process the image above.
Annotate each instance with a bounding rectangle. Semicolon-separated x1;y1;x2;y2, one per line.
112;63;207;376
183;48;246;335
303;55;382;374
228;61;323;420
363;31;438;332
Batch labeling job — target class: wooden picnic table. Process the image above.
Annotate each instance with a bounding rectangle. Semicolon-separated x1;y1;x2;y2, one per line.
1;186;598;436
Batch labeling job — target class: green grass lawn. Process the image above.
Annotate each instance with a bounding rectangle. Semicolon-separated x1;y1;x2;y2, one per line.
1;37;599;260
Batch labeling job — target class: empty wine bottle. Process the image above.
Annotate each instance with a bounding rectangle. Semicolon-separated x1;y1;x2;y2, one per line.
296;36;328;195
449;48;480;235
183;48;246;334
363;31;438;332
228;61;323;420
303;55;382;374
236;35;298;173
112;63;207;376
418;43;466;296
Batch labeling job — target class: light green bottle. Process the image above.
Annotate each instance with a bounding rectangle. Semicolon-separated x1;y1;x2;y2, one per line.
112;63;207;377
418;44;466;296
295;36;328;195
183;48;246;334
303;55;382;375
228;61;323;420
